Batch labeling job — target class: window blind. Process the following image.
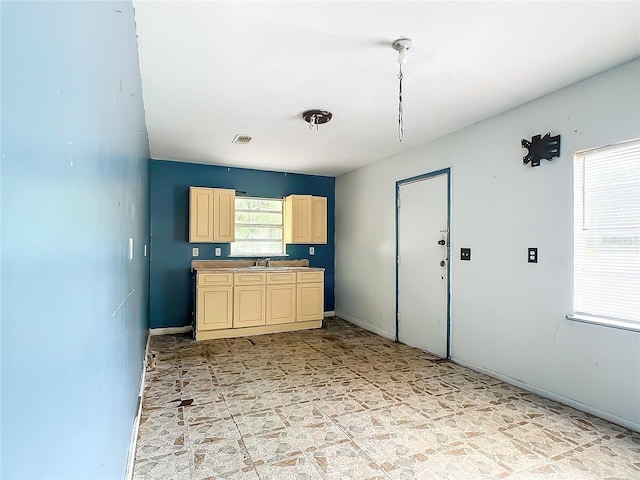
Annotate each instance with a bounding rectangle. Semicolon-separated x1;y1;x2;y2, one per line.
573;139;640;324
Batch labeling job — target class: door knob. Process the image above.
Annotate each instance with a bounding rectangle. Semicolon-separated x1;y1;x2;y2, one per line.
438;239;446;245
440;260;446;267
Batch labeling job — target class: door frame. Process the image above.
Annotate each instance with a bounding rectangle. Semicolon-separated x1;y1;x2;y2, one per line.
395;167;452;359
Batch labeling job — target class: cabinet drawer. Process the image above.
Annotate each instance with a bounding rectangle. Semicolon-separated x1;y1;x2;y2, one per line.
198;273;233;286
234;272;266;285
296;270;324;283
267;272;296;284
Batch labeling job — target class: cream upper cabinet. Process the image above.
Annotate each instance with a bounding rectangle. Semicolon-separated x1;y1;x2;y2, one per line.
284;195;311;244
189;187;235;243
189;187;214;242
213;188;235;242
311;196;327;244
284;194;327;244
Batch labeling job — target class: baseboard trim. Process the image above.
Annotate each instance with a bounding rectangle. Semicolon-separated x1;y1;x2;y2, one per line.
336;312;395;340
149;325;192;336
125;331;150;480
324;311;336;317
453;358;640;433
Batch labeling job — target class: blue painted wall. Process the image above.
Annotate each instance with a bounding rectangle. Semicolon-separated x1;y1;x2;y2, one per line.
1;2;149;479
149;160;335;329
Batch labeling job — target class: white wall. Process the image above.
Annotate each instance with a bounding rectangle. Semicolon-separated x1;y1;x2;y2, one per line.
335;59;640;430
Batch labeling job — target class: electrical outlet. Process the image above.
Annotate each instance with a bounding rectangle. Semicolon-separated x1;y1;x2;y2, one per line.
309;246;315;255
460;248;471;261
215;247;221;257
528;248;538;263
192;247;199;257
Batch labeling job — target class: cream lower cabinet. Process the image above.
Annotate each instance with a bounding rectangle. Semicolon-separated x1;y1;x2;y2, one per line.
196;273;234;331
296;271;324;322
266;271;296;325
195;268;324;340
233;272;266;328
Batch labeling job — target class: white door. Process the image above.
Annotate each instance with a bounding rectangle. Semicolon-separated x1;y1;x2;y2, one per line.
397;172;449;358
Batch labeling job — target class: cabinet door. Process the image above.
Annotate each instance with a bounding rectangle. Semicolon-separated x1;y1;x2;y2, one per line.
189;187;214;243
197;286;233;331
266;284;296;325
296;282;324;322
233;285;266;328
285;195;311;244
311;196;327;244
213;188;235;242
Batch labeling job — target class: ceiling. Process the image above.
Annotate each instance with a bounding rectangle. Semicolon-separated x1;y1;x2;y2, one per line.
132;1;639;177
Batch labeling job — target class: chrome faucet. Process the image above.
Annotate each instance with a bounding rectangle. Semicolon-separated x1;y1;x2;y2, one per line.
255;258;271;267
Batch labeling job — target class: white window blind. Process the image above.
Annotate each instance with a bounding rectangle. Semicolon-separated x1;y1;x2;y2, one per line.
230;197;285;256
573;138;640;325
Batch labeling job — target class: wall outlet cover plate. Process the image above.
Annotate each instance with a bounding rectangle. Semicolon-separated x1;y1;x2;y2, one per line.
528;247;538;263
461;248;471;261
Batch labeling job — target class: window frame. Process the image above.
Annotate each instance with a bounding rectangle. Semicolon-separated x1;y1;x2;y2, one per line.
567;138;640;332
229;196;286;257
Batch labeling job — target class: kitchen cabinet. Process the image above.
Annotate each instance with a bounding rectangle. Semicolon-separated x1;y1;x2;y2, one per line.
266;271;296;325
192;263;324;340
311;196;327;244
296;270;324;322
284;194;327;244
233;272;266;328
189;187;235;243
195;273;233;331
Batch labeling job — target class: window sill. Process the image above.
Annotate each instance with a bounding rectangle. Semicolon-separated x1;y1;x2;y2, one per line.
228;254;289;258
566;314;640;333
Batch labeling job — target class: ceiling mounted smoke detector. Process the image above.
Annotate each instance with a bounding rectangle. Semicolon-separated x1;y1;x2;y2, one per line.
302;109;332;130
232;134;252;144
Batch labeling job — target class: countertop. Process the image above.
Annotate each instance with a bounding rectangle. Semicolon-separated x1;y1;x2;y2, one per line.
194;266;325;273
191;259;323;273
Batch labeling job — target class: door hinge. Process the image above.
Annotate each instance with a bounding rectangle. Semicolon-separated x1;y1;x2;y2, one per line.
397;255;401;265
397;197;401;208
396;312;400;321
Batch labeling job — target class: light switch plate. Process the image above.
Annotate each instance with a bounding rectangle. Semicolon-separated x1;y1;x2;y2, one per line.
192;247;199;257
215;248;221;257
309;246;315;255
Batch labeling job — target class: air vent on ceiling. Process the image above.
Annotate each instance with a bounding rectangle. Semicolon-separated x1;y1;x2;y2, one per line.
233;135;252;144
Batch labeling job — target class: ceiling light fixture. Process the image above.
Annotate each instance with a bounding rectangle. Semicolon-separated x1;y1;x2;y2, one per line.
392;37;412;142
302;109;332;131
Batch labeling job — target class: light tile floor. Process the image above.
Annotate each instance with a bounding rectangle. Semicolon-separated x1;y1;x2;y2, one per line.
134;317;640;480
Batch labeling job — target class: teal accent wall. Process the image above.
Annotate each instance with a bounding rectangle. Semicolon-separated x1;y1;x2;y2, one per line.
149;160;335;329
1;1;150;478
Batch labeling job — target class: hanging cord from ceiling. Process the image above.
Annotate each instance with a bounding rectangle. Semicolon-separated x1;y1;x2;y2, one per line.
398;65;404;142
392;37;411;143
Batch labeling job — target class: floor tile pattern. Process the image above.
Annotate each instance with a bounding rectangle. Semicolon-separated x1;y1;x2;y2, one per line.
134;317;639;479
